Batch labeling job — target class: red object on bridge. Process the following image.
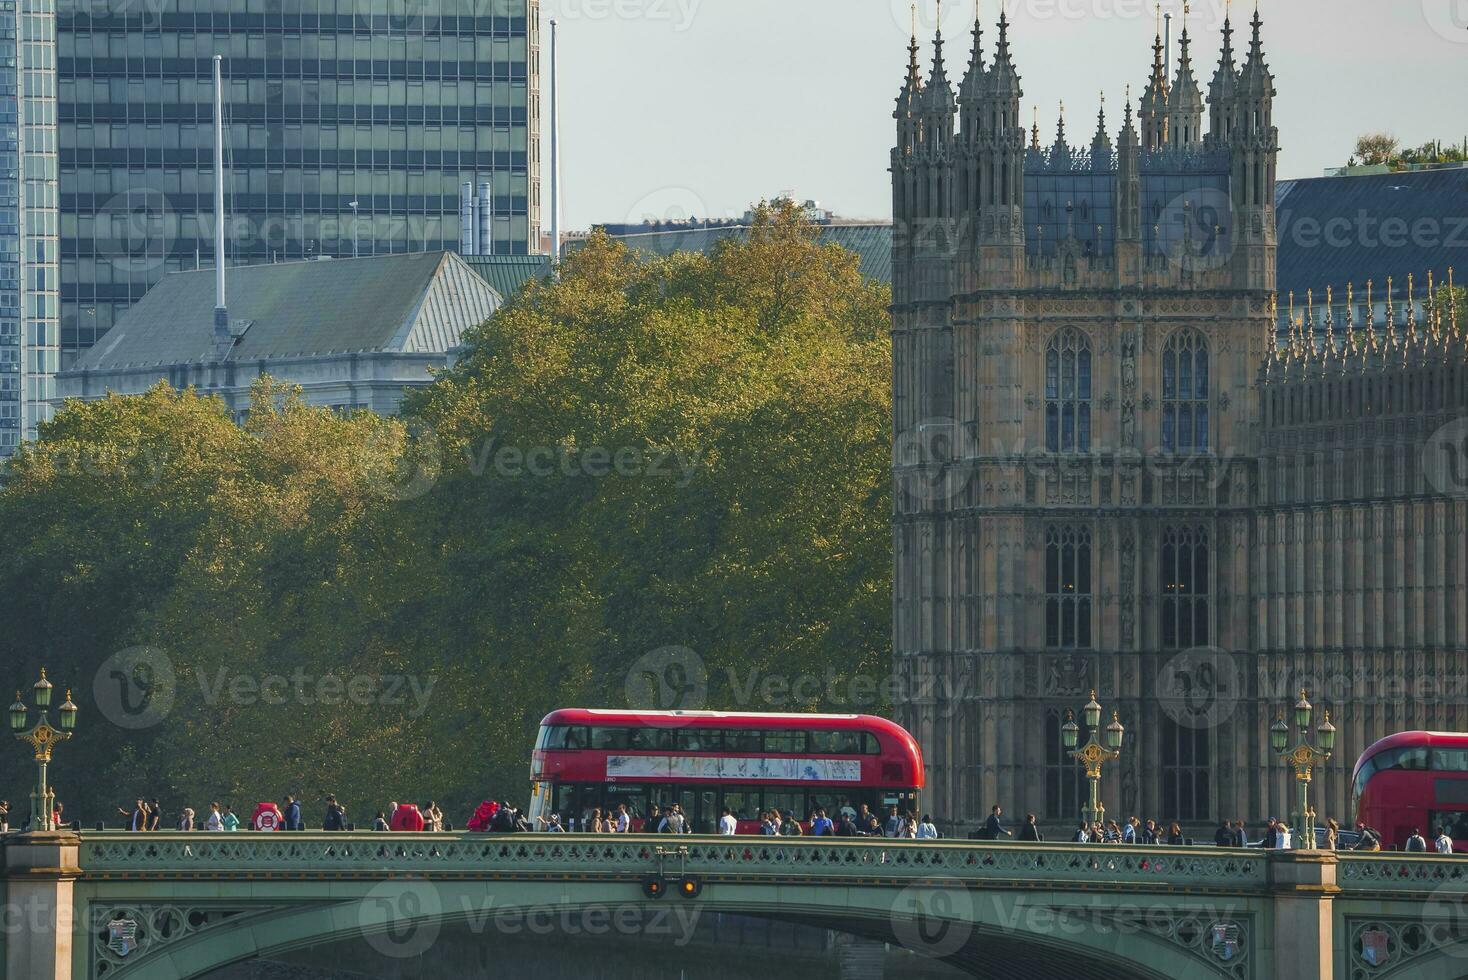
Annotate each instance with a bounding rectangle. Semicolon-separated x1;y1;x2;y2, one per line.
1353;731;1468;851
251;802;283;832
528;708;924;834
390;803;426;832
466;800;500;832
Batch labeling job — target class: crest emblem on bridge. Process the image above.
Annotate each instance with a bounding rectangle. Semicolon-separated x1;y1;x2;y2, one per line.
1209;923;1240;962
1359;928;1390;967
106;918;138;957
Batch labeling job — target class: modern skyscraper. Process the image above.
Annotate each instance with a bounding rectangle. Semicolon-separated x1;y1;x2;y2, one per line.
0;0;61;457
55;0;542;368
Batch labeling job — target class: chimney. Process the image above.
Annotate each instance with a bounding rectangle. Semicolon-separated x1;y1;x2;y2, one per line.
478;181;494;256
460;182;478;256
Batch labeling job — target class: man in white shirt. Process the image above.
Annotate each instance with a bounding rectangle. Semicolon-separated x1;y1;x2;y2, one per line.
1435;827;1454;854
614;804;631;833
719;808;738;835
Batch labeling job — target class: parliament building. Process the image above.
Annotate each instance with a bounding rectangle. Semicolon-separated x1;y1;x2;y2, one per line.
889;8;1468;833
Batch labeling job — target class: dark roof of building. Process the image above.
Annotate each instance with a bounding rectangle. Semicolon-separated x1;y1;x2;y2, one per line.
71;252;500;371
601;223;895;284
1275;167;1468;298
461;254;554;299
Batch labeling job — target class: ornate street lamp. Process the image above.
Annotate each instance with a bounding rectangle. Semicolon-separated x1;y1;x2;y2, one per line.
1271;689;1335;849
1061;691;1125;829
9;669;79;833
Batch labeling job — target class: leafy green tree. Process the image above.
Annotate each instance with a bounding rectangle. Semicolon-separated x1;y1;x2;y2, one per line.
0;202;894;823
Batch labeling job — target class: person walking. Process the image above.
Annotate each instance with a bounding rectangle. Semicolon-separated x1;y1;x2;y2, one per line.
426;802;444;832
1071;821;1090;843
884;805;902;838
1214;820;1234;847
719;807;739;836
1406;828;1428;853
323;795;347;831
1017;813;1043;842
372;811;389;832
1435;827;1454;854
0;800;8;833
983;805;1013;841
810;808;834;836
1325;817;1340;851
205;803;224;832
147;799;163;832
1232;820;1248;848
1141;818;1160;845
221;804;240;832
119;799;148;832
916;814;940;839
614;804;631;833
1166;822;1185;846
1122;816;1139;844
177;807;195;831
1353;821;1383;851
779;810;803;836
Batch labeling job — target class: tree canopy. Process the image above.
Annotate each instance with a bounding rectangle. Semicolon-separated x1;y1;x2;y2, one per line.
0;203;894;824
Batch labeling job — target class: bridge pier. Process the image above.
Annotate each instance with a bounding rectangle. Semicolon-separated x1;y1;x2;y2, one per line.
3;831;80;980
1267;850;1337;980
835;934;886;980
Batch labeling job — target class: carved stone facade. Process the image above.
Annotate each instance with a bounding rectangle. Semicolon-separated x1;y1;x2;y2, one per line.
890;10;1468;833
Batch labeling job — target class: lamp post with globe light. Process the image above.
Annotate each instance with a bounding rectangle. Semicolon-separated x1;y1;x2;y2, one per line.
9;669;79;833
1270;689;1336;849
1061;691;1125;829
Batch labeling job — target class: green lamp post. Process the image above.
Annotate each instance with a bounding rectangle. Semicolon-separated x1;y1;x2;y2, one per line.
1269;689;1335;849
1061;691;1125;829
9;669;79;833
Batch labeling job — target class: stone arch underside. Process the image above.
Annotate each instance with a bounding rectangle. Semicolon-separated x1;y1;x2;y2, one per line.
81;882;1246;980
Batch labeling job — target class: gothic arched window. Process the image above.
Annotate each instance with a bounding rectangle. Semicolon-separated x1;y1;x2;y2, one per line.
1161;525;1210;650
1045;328;1092;453
1161;716;1211;822
1045;525;1092;649
1162;330;1209;452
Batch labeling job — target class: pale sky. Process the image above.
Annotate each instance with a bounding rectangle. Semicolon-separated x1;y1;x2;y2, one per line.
542;0;1468;230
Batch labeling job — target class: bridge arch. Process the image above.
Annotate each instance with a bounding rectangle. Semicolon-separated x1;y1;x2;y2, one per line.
86;879;1242;980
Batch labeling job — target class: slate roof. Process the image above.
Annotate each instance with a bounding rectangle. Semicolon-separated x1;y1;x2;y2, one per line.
461;254;554;300
1275;167;1468;299
72;251;501;370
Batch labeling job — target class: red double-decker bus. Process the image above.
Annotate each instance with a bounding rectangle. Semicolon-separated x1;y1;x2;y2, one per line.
527;709;924;833
1353;731;1468;851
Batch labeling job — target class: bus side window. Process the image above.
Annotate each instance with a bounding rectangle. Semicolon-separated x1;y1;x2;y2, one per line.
562;726;588;750
1433;748;1468;771
591;727;628;750
765;790;806;820
863;733;881;754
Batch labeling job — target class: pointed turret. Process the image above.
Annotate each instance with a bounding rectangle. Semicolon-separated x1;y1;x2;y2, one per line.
1140;14;1170;151
1051;100;1071;166
1206;10;1239;145
1167;10;1205;148
1226;2;1278;290
959;3;986;104
988;6;1022;98
895;9;925;152
1115;85;1141;246
1091;93;1113;166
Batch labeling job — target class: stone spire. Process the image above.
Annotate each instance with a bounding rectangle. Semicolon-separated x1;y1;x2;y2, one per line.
989;5;1021;97
1238;1;1274;100
960;0;985;100
1092;92;1113;164
922;5;957;114
1206;6;1239;144
1168;4;1205;148
1140;6;1170;151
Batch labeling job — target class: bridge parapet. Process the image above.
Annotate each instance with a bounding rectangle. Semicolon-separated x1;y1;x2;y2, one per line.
77;832;1272;892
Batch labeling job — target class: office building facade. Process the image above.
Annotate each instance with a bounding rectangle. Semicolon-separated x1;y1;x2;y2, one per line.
55;0;541;368
1;0;60;456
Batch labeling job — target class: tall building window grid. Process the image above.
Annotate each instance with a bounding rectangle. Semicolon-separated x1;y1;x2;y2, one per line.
1045;327;1092;453
1160;716;1211;822
1162;328;1209;452
1160;525;1210;650
1045;708;1086;822
1045;524;1093;649
56;1;542;355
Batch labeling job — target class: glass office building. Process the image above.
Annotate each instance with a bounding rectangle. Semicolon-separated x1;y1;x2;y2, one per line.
56;0;542;363
0;0;61;457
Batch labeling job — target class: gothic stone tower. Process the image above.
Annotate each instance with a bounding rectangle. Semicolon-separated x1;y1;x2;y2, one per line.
892;8;1284;832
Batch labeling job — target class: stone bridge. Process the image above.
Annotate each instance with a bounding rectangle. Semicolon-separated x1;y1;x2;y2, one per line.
4;831;1468;980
